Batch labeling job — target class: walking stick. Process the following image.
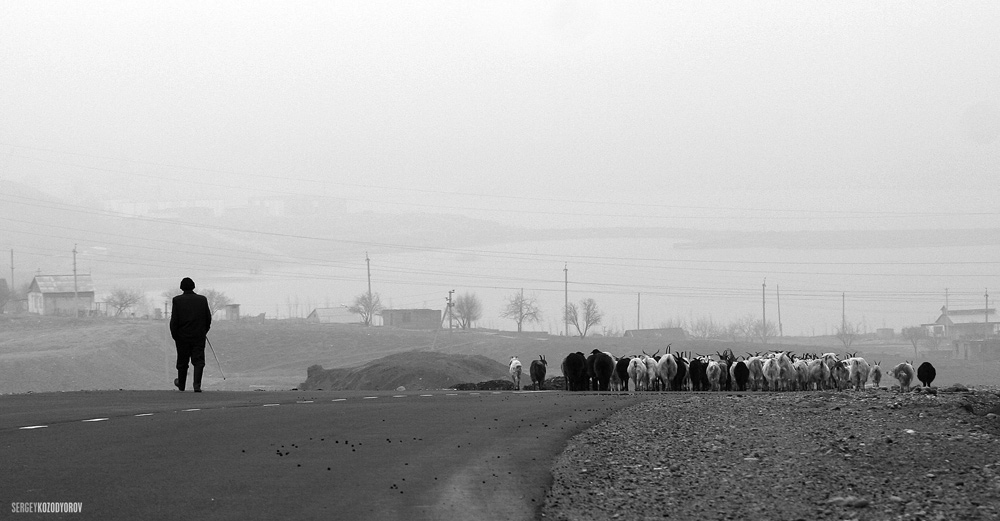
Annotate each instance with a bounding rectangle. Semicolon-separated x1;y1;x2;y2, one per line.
206;336;226;380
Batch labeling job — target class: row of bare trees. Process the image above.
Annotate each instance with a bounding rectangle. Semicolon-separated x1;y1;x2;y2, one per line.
101;287;232;318
347;289;605;336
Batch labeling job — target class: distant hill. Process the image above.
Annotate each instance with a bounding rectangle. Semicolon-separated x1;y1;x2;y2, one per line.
299;351;508;391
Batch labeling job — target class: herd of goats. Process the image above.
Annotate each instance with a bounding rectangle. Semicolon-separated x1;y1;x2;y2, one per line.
506;348;937;393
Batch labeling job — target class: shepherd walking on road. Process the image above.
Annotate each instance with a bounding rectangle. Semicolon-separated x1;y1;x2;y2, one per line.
169;277;212;392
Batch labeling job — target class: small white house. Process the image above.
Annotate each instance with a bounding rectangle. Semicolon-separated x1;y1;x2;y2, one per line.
27;274;95;316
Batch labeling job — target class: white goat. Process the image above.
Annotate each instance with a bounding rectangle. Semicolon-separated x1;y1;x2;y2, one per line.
509;357;522;390
846;357;870;391
870;361;883;388
762;356;781;391
657;354;678;391
746;356;764;391
705;360;722;392
641;354;658;391
627;357;647;392
890;362;915;392
804;359;824;391
791;359;809;391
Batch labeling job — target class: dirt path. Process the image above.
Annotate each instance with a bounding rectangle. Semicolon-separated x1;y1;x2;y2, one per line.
543;386;1000;520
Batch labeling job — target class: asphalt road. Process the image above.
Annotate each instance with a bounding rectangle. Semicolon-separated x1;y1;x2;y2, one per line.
1;390;644;520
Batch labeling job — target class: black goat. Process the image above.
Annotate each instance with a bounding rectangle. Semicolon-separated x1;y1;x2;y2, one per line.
917;362;937;387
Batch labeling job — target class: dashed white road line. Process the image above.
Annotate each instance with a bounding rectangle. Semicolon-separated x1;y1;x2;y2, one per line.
15;390;524;432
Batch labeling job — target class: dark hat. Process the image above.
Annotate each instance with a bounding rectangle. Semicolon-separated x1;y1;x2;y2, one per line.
180;277;195;291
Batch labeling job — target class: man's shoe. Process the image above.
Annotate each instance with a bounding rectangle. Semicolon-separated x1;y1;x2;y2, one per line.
194;389;202;393
174;378;184;391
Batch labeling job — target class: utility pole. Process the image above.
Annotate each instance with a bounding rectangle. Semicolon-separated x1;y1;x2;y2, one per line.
776;285;783;338
986;289;990;340
842;292;846;333
637;292;641;330
447;289;455;332
761;278;767;344
365;252;371;299
564;263;568;337
9;249;13;295
73;244;79;318
945;288;949;309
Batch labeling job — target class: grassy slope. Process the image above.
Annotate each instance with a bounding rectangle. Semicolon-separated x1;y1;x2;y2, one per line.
2;315;996;394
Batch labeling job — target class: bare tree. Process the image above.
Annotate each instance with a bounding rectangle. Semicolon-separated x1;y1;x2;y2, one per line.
754;319;777;344
660;316;687;329
202;289;232;315
690;316;722;339
500;291;542;332
725;314;757;343
565;298;603;338
348;291;383;326
453;292;483;329
106;287;145;317
836;321;860;349
901;326;928;358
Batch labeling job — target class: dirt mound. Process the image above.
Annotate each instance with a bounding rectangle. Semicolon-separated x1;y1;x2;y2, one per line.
299;351;509;391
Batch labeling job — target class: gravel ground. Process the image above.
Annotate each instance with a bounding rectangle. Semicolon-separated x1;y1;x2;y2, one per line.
542;385;1000;520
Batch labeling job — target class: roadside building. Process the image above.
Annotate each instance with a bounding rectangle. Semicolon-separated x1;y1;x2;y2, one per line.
623;327;688;341
306;307;359;324
27;274;96;316
923;306;999;340
381;309;442;330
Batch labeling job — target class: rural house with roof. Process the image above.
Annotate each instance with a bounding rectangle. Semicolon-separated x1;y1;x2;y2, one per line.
922;306;999;340
923;305;1000;361
27;274;95;316
306;307;359;324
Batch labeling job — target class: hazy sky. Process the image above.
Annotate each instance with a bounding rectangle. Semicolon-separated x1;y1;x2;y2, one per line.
3;1;998;225
2;2;1000;332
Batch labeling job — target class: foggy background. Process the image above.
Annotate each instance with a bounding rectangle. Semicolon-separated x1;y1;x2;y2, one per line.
2;1;999;335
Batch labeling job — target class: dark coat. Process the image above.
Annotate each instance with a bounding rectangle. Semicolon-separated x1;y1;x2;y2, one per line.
170;291;212;341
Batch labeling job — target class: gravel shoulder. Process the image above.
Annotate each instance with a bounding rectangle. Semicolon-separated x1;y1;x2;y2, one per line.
543;386;1000;521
